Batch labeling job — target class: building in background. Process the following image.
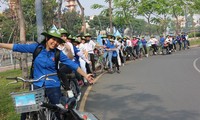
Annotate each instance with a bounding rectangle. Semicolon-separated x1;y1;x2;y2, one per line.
65;0;77;11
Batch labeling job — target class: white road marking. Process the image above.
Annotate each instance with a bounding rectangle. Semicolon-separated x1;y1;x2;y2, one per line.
193;57;200;73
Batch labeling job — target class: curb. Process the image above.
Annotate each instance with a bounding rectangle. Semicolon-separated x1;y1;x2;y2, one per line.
78;71;107;112
78;60;134;112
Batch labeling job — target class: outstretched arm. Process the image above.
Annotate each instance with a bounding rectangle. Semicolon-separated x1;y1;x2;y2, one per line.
0;43;14;50
76;67;94;84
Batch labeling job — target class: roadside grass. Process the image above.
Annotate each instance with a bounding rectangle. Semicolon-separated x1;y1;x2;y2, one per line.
190;39;200;46
0;69;22;120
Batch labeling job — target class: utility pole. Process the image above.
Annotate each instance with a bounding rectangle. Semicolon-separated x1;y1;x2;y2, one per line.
35;0;44;43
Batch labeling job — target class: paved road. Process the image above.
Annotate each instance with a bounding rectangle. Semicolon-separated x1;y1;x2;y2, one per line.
84;47;200;120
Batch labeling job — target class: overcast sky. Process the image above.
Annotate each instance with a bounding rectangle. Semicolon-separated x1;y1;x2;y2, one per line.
0;0;107;16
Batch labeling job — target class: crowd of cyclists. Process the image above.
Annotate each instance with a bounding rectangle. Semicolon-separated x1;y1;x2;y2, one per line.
0;27;192;119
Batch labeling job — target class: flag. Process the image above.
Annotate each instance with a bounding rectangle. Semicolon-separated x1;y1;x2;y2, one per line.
97;34;103;45
51;24;58;30
114;30;122;38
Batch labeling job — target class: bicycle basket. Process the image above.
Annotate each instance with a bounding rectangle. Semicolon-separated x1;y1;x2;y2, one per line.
11;88;45;113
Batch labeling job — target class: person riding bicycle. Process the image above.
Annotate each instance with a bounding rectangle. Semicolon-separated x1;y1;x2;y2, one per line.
0;29;94;120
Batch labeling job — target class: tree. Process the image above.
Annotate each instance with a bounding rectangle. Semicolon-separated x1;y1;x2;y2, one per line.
88;15;110;31
91;0;114;34
137;0;158;35
76;0;86;34
61;11;82;36
15;0;29;88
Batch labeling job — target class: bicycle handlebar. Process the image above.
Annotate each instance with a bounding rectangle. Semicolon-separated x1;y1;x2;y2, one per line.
6;73;57;84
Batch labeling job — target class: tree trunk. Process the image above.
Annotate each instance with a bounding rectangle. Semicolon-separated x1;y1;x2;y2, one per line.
109;0;113;34
15;0;29;89
76;0;86;34
57;0;62;29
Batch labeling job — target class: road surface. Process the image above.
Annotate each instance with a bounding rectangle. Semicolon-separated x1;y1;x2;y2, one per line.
84;47;200;120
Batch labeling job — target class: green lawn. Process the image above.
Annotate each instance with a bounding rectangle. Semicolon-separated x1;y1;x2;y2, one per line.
0;69;22;120
190;39;200;46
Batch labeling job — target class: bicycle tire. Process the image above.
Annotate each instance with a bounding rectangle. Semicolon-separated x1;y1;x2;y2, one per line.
69;80;79;98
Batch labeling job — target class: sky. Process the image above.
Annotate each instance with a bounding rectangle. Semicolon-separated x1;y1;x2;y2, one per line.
78;0;107;16
0;0;107;16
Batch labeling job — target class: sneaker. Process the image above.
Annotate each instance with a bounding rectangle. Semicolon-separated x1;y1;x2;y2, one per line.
76;92;82;102
67;90;74;98
117;70;121;73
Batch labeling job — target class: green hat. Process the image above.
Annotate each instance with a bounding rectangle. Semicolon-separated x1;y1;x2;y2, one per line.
151;35;154;38
41;29;65;43
67;35;76;40
107;34;114;38
109;39;115;42
116;36;121;39
58;28;68;34
72;38;81;43
81;37;86;40
84;33;92;37
101;35;107;38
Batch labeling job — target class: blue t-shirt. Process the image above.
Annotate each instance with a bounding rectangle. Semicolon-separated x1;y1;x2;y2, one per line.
160;37;165;46
73;46;81;66
13;43;79;88
109;44;117;57
141;39;147;45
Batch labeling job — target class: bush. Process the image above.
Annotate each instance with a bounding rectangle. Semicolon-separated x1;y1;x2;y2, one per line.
188;32;200;38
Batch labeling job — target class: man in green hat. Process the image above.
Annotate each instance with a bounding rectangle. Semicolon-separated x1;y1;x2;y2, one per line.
84;33;104;76
57;28;74;60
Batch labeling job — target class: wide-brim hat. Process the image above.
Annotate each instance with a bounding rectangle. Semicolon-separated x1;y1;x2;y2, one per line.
109;39;115;42
67;35;76;40
58;28;69;36
133;35;137;38
81;37;86;40
84;33;92;37
72;38;81;44
101;35;107;38
41;29;65;43
107;34;114;38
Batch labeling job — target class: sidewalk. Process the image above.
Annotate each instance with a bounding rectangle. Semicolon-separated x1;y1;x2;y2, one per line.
0;63;32;72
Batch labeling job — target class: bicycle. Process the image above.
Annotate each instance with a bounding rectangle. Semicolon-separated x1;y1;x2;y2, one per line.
6;73;59;120
40;98;99;120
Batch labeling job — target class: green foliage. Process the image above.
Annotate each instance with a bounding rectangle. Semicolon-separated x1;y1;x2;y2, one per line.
61;11;82;36
88;15;110;31
188;32;200;38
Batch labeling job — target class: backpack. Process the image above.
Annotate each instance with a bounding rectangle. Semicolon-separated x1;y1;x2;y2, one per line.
29;44;60;78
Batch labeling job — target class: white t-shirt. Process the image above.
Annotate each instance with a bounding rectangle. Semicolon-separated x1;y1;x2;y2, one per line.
126;40;132;47
57;42;75;56
85;40;96;54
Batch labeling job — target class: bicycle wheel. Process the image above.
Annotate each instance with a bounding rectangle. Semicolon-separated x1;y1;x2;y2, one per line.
24;111;45;120
69;79;79;98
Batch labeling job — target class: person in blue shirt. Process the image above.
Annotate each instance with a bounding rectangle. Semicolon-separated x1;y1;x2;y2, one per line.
0;29;94;120
176;34;182;51
106;39;120;73
159;35;165;55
